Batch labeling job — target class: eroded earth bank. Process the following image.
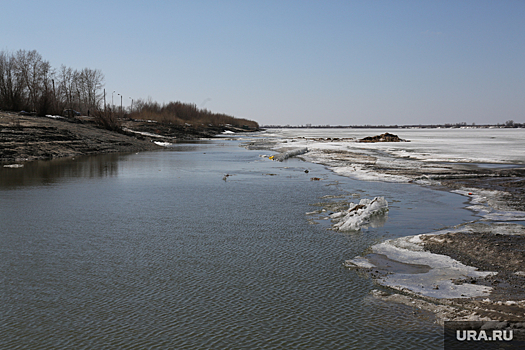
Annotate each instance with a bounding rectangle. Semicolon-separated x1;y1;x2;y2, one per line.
0;112;246;163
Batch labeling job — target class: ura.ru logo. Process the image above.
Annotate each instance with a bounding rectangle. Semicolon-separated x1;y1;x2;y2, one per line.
456;329;513;342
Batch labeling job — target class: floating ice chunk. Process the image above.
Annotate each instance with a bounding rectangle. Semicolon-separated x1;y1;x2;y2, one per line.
331;196;388;231
222;130;235;134
3;164;24;168
153;141;172;146
270;148;308;161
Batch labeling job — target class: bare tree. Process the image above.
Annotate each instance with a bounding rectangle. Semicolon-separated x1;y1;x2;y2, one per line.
5;49;58;115
15;50;46;112
79;67;104;113
0;51;25;110
56;65;81;115
0;49;105;116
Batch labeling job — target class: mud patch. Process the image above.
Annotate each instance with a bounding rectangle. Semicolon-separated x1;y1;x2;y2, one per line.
421;229;525;302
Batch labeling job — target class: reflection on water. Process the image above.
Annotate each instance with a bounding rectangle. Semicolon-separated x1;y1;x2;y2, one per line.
0;141;477;349
0;154;121;188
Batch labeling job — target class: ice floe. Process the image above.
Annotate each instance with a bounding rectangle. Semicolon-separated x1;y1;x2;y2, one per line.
330;196;388;231
269;148;308;162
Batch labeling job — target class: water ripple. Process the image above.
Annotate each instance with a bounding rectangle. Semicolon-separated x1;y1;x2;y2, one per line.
0;146;460;349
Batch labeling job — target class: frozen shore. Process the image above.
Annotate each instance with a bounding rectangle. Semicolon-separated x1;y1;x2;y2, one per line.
244;128;525;322
244;128;525;212
345;223;525;323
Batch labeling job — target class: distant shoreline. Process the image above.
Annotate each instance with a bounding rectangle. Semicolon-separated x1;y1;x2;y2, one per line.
262;123;523;129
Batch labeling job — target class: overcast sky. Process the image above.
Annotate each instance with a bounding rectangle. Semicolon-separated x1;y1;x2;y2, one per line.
3;0;524;125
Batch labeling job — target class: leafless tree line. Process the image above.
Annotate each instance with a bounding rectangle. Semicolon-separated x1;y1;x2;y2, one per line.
0;49;104;116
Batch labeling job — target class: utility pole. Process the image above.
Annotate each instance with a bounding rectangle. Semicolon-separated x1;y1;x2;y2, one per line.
118;93;122;117
52;79;56;114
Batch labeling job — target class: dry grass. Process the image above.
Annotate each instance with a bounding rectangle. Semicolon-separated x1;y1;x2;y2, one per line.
92;108;122;132
129;100;259;130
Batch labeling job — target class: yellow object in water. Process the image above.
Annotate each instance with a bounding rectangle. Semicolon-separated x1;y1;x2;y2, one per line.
269;156;274;160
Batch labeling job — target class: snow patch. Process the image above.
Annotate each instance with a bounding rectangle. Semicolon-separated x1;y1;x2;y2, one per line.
453;189;525;221
123;127;165;138
332;166;411;183
345;234;495;299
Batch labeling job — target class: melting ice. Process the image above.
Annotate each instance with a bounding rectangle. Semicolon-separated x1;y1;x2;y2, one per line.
330;197;388;231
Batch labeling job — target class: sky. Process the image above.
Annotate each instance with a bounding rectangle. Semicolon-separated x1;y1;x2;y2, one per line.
2;0;524;126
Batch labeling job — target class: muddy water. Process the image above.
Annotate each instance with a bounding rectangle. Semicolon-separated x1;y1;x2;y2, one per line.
0;140;477;349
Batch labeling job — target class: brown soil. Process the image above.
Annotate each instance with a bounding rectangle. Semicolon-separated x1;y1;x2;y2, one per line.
0;112;244;163
440;175;525;211
422;232;525;300
358;132;408;143
414;230;525;322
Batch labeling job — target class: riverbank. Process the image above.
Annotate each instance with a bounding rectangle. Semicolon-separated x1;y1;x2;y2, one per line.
0;112;247;163
346;223;525;324
245;129;525;323
309;141;525;323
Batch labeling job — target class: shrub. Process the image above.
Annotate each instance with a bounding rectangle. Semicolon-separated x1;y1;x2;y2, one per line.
92;108;121;132
129;99;259;130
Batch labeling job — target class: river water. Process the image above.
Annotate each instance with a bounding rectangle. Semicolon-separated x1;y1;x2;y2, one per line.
1;137;480;349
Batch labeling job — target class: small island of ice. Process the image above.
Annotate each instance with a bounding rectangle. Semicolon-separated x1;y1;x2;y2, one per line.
330;196;388;231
